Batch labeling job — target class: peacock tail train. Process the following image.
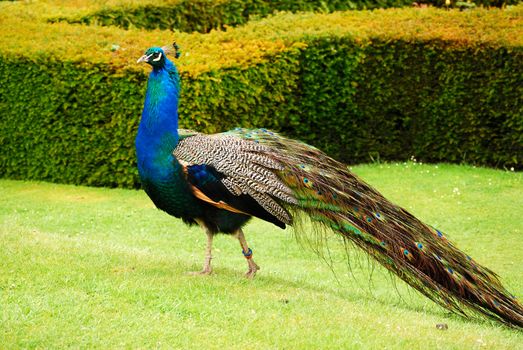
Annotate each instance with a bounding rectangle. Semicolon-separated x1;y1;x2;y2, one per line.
177;127;523;328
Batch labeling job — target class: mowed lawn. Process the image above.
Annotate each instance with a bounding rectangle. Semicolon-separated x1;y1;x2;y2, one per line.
1;163;522;349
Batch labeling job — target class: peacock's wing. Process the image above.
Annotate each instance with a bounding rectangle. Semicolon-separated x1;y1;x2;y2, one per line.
173;132;298;229
177;128;200;140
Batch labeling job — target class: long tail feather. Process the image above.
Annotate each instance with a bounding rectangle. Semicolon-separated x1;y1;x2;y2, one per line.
231;128;523;327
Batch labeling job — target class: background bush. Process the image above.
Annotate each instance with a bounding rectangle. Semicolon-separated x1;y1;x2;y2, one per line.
0;6;522;188
49;0;522;33
49;0;414;33
0;53;302;188
293;38;522;167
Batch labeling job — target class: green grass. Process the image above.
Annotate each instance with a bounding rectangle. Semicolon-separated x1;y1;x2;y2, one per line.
1;163;522;349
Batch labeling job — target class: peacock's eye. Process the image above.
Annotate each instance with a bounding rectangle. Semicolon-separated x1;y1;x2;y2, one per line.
152;51;163;62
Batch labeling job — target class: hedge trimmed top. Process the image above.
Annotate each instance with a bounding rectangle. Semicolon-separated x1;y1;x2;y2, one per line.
1;2;522;77
47;0;414;33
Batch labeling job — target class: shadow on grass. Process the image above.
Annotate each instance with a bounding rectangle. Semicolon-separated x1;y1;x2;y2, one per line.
140;256;496;329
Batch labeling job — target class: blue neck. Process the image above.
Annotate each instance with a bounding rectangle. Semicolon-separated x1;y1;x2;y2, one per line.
136;59;181;176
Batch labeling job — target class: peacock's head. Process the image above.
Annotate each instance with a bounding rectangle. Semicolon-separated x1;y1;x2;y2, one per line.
137;47;165;67
137;42;181;68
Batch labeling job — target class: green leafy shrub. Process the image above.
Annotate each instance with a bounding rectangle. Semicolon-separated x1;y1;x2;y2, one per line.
293;38;523;167
48;0;523;34
49;0;413;33
0;7;522;188
0;53;302;188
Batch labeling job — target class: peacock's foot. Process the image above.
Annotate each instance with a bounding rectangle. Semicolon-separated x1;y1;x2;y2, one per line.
188;266;212;276
244;262;260;279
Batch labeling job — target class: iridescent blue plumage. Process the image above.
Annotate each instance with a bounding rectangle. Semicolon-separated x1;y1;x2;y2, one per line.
135;46;251;234
135;47;200;220
136;47;180;166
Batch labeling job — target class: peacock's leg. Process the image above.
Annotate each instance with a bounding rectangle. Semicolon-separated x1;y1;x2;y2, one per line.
235;228;259;278
190;219;213;275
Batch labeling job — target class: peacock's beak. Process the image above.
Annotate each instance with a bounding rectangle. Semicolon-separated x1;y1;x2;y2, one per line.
137;53;152;63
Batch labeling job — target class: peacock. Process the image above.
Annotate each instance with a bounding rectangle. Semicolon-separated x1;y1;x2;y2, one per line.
135;43;523;328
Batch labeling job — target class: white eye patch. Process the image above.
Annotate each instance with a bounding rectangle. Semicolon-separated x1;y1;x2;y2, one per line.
152;52;162;62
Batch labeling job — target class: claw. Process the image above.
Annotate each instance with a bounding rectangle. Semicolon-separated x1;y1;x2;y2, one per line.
245;262;260;279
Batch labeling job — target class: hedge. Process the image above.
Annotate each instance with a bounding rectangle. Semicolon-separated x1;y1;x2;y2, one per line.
294;39;522;166
48;0;522;34
0;54;302;188
48;0;413;33
0;7;522;188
